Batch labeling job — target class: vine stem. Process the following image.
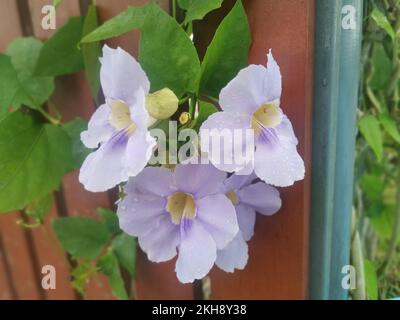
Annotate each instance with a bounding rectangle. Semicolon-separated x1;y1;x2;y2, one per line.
379;167;400;276
37;108;60;125
350;209;366;300
172;0;177;20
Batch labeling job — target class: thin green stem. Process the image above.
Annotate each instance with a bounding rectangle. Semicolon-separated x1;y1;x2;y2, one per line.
379;168;400;276
350;210;366;300
172;0;177;20
366;87;383;112
179;96;189;105
203;95;219;104
37;108;60;125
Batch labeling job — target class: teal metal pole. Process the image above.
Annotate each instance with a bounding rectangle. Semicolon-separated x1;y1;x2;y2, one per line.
309;0;342;300
329;0;363;300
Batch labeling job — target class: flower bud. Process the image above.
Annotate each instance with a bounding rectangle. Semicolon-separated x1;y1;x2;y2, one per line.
179;112;191;125
145;88;179;120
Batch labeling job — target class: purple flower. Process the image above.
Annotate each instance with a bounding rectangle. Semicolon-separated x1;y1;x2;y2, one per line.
216;173;281;272
79;45;156;192
200;51;305;187
117;164;238;283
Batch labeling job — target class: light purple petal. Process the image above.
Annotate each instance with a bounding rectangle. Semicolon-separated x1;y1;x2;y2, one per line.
174;164;227;198
80;104;114;149
275;114;298;145
238;182;281;215
235;203;256;241
216;232;248;273
254;138;305;187
79;128;155;192
263;50;282;102
124;167;175;196
138;214;180;263
127;87;149;131
175;222;216;283
200;112;253;173
122;130;156;178
219;64;267;115
79;130;131;192
117;192;166;237
100;45;150;105
223;172;257;193
196;194;238;249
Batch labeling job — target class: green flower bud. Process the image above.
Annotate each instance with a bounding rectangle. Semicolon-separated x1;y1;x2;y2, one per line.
145;88;179;120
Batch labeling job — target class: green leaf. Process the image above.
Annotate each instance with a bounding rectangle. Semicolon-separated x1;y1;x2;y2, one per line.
370;8;395;40
52;217;110;259
0;55;19;115
70;261;97;296
369;205;395;239
53;0;62;8
112;233;136;277
97;251;128;300
62;118;90;169
6;37;54;110
199;0;250;98
0;112;72;212
139;4;200;97
192;100;218;131
35;17;84;76
359;174;384;202
366;202;384;219
364;260;378;300
25;193;53;223
379;113;400;144
81;4;153;43
178;0;223;24
82;5;101;100
359;115;383;161
97;207;120;236
369;43;391;90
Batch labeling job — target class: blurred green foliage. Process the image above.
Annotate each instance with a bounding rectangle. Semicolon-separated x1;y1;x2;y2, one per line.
356;0;400;300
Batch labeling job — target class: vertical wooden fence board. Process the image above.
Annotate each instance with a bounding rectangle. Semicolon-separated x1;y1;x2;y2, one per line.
0;0;43;300
0;0;22;300
27;201;76;299
28;0;81;40
0;234;15;299
0;213;41;299
207;0;314;299
0;0;23;52
95;0;194;300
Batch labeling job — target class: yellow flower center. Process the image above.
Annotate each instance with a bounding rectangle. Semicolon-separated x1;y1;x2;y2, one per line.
166;192;196;225
226;191;239;205
251;100;281;136
108;99;137;134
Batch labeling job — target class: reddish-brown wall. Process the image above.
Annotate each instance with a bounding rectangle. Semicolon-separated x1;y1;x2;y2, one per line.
0;0;313;300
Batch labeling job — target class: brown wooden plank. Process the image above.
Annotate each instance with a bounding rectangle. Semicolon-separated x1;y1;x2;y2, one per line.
0;213;42;299
27;0;80;40
0;0;23;52
0;0;44;300
205;0;314;299
0;233;15;299
27;199;76;300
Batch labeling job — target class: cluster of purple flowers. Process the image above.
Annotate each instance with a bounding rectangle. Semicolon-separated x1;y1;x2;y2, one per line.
79;46;304;283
